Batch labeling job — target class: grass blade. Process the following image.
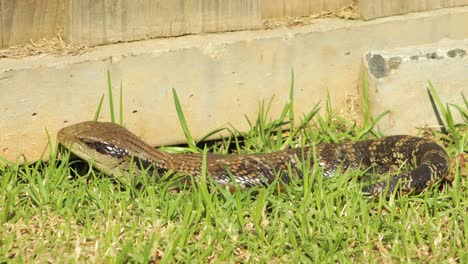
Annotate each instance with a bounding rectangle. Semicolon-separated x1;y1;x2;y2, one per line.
107;70;115;123
119;81;124;125
172;88;197;150
93;94;105;121
289;68;295;130
197;127;229;143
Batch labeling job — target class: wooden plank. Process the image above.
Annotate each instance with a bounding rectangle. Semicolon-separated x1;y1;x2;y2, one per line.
261;0;285;18
261;0;353;19
309;0;354;13
0;0;63;48
359;0;468;20
284;0;311;17
65;0;261;46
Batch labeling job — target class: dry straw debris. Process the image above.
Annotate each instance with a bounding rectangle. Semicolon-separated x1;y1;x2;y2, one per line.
0;31;88;59
263;1;360;29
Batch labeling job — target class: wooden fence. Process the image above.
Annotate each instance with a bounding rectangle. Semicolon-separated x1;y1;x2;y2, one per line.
1;0;467;48
261;0;353;18
0;0;64;48
358;0;468;20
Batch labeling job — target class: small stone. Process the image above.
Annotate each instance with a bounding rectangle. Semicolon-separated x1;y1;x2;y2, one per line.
388;57;402;70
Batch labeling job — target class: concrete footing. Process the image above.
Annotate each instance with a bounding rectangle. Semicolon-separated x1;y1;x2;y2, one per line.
362;39;467;135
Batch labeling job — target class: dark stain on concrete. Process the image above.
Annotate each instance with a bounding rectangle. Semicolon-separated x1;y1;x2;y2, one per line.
425;52;444;59
367;54;387;79
447;48;466;58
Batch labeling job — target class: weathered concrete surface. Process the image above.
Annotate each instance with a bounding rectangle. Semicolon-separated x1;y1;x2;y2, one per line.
362;38;467;135
1;7;468;162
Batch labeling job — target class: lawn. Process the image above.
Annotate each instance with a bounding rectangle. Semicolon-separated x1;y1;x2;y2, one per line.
1;81;466;263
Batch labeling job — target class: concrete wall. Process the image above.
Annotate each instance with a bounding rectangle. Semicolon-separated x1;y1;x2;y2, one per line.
1;7;468;163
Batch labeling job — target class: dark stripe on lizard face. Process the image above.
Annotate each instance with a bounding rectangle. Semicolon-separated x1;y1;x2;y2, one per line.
82;139;129;158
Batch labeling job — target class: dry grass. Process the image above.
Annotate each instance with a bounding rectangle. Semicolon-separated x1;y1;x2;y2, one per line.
263;1;360;29
0;30;87;59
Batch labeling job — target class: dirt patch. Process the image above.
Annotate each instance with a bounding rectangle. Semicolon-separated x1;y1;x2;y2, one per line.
340;93;363;126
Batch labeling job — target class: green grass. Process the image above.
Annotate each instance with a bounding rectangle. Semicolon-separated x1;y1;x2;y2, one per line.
0;77;467;263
